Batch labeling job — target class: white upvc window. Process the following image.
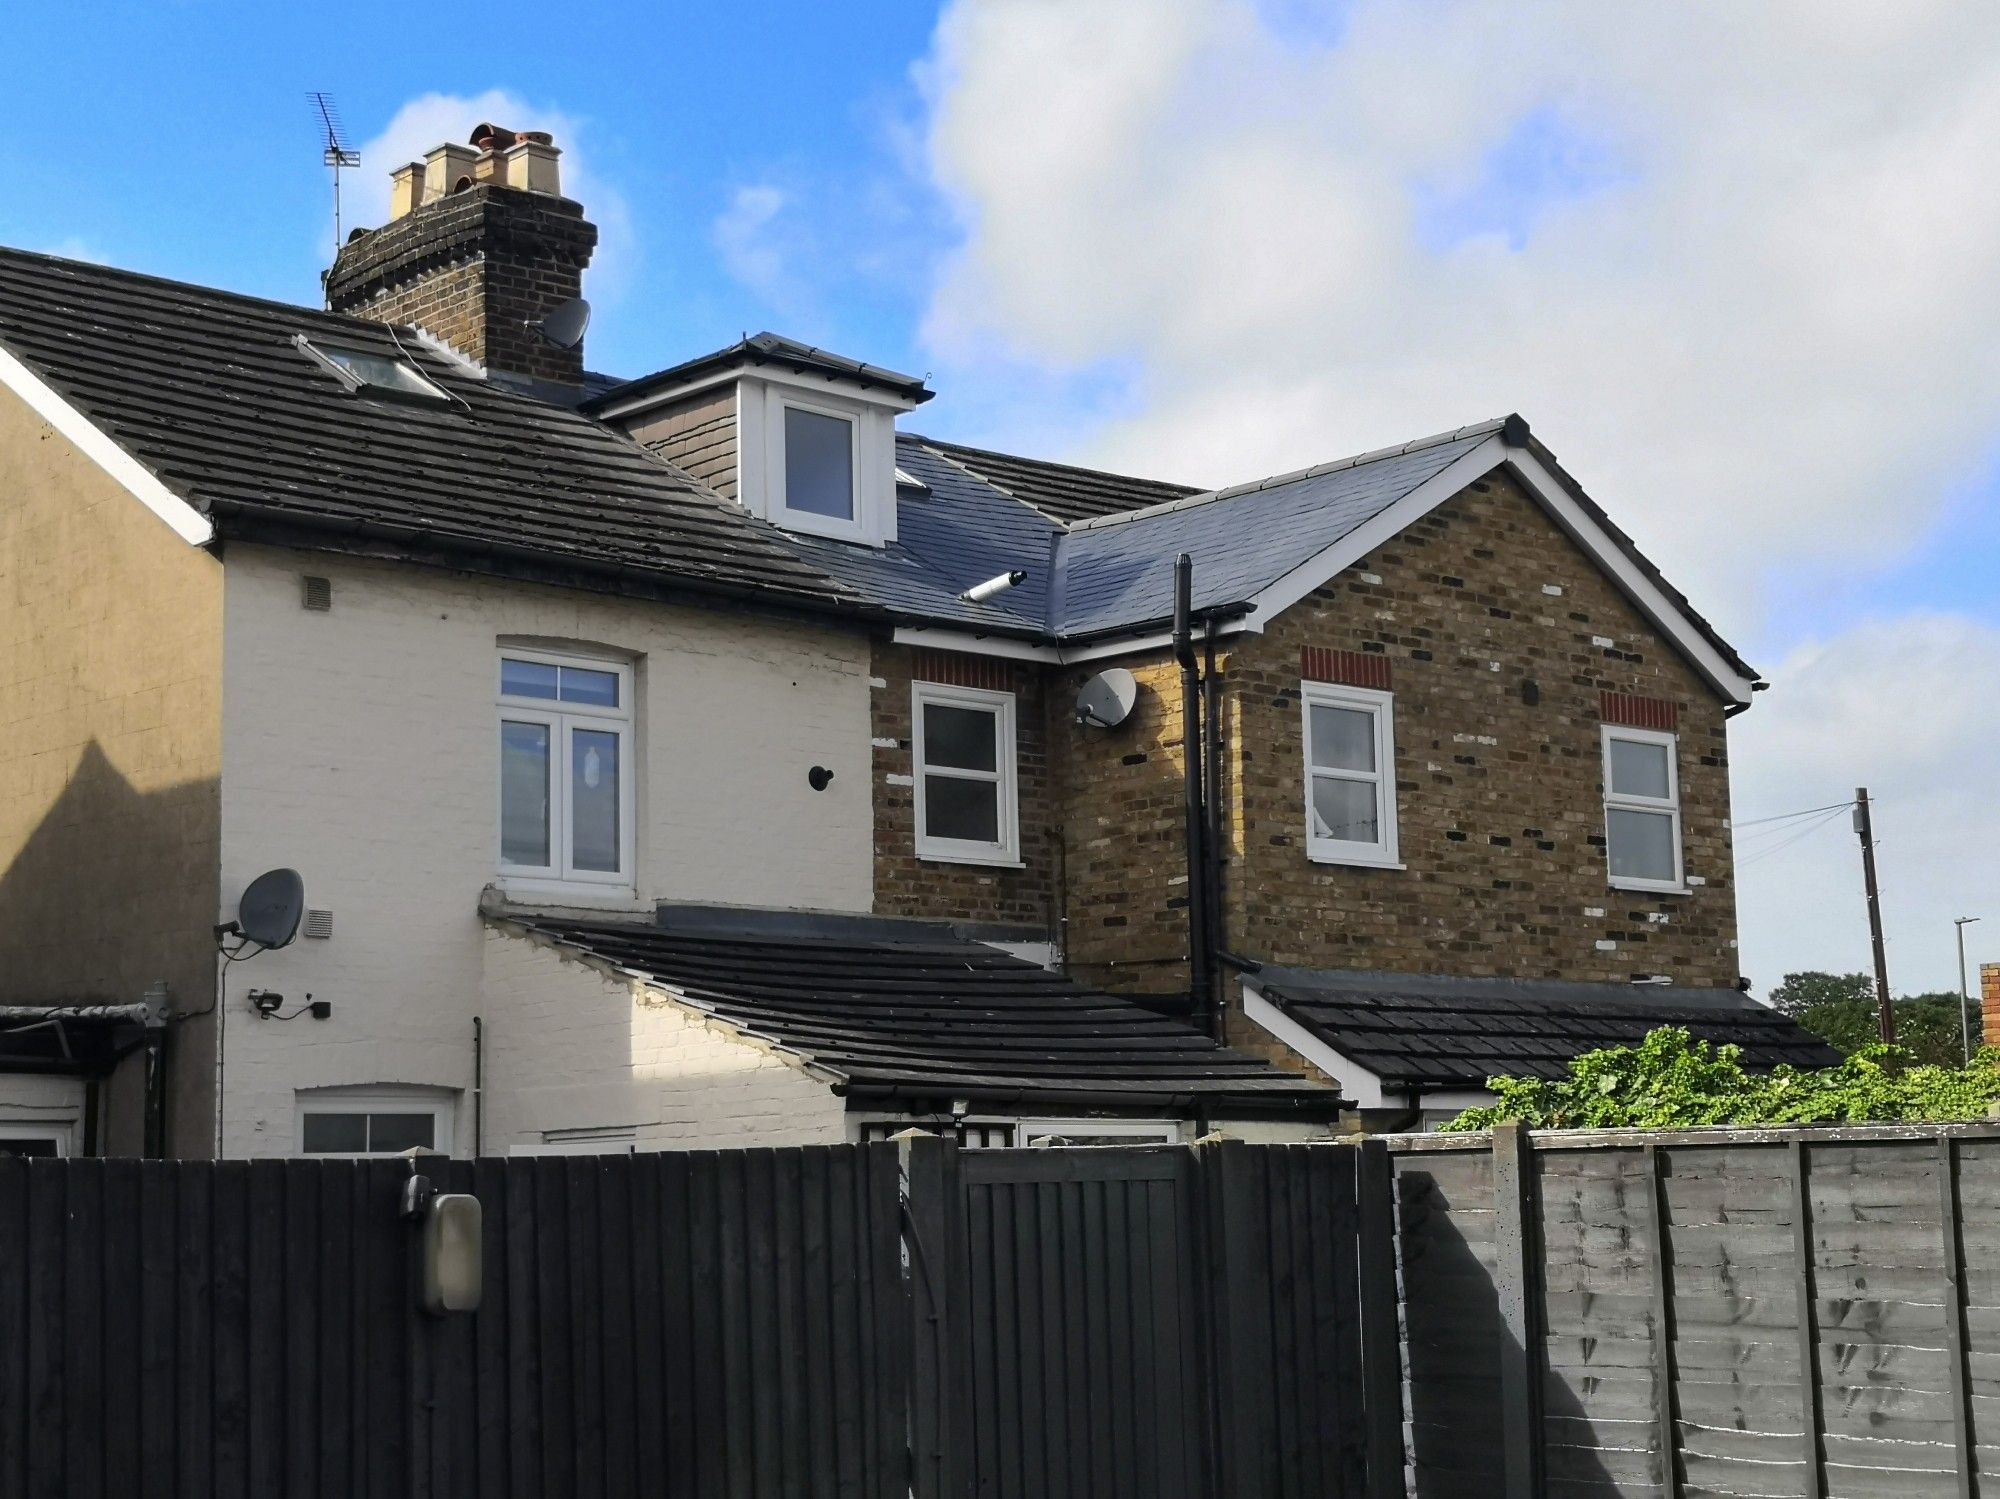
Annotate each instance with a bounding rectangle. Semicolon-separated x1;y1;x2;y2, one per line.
1602;725;1685;892
1018;1120;1182;1147
497;649;635;890
1301;681;1401;868
912;681;1020;866
0;1120;73;1158
772;395;864;541
297;1088;455;1156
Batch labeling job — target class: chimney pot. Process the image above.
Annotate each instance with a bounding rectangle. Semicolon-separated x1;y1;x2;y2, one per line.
422;142;479;204
503;138;562;196
1981;962;2000;1049
389;161;426;220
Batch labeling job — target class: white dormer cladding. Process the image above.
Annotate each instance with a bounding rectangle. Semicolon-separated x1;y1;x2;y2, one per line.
735;368;908;546
595;339;929;550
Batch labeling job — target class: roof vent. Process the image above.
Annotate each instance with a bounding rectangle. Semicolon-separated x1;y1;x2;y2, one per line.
301;575;332;611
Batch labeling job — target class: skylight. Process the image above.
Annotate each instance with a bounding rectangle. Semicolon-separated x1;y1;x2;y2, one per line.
295;335;449;403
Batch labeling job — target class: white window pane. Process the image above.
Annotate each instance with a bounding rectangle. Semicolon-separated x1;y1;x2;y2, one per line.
925;774;1000;843
1608;808;1677;881
784;406;854;519
571;728;621;873
1310;705;1376;773
501;658;559;700
500;721;551;866
1609;737;1671;799
367;1113;436;1153
301;1113;367;1153
923;702;998;772
1312;776;1380;844
558;665;619;708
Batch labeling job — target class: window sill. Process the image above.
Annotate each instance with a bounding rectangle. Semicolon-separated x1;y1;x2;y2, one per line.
1610;879;1690;896
916;850;1027;870
1306;851;1406;871
493;877;646;910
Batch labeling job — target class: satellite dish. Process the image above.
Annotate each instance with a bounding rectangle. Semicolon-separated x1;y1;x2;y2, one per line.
529;297;591;350
237;869;305;949
1075;668;1139;730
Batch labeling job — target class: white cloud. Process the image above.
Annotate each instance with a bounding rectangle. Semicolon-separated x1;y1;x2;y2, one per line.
1733;614;2000;996
914;1;2000;638
712;185;803;315
352;90;635;301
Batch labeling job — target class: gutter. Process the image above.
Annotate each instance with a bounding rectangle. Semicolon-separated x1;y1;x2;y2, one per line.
833;1081;1344;1120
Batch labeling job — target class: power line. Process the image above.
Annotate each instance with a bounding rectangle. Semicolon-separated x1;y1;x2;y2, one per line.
1738;805;1852;867
1734;798;1857;830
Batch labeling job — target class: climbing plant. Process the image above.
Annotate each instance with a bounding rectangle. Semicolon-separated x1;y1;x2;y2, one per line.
1438;1025;2000;1132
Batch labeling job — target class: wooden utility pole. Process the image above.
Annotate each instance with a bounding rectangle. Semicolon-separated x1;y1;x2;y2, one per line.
1854;787;1895;1044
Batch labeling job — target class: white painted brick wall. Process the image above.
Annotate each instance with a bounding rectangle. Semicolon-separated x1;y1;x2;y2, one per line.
478;926;849;1151
214;546;872;1156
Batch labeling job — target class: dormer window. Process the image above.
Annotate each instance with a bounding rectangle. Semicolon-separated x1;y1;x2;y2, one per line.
295;335;449;404
588;333;933;549
779;401;857;525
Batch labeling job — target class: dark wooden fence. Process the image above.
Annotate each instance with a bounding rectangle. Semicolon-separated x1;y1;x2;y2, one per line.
1385;1119;2000;1498
0;1139;1403;1499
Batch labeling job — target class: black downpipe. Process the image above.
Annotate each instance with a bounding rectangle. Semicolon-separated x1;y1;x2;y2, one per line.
1201;623;1228;1042
1172;554;1217;1039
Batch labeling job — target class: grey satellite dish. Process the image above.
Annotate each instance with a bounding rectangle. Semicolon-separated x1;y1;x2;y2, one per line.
236;869;305;949
1075;668;1139;730
529;297;591;350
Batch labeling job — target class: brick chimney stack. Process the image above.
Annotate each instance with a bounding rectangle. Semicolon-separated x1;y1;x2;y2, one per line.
1982;962;2000;1049
325;122;596;391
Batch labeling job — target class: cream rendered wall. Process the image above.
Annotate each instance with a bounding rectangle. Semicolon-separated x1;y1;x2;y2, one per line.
479;924;849;1151
215;545;873;1157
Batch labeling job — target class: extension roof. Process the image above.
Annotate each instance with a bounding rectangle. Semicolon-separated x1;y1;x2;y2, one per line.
504;906;1340;1116
0;247;867;618
1249;968;1841;1093
856;419;1759;699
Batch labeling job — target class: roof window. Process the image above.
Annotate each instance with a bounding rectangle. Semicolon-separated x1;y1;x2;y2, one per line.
294;335;449;404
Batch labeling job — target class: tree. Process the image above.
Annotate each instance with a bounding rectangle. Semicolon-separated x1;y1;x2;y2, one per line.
1439;1026;2000;1132
1764;971;1976;1068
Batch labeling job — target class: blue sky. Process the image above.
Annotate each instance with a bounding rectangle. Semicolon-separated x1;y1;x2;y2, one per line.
4;0;1997;991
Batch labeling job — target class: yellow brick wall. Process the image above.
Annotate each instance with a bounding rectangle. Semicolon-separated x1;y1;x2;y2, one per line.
0;386;224;1154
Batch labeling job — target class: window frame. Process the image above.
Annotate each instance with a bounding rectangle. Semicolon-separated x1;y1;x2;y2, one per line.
911;680;1021;867
1601;723;1686;893
1017;1119;1182;1147
295;1088;455;1157
496;647;636;893
293;335;450;405
771;393;866;542
0;1119;73;1157
1300;680;1402;869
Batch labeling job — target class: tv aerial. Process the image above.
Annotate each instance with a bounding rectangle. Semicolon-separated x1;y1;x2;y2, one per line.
308;92;362;245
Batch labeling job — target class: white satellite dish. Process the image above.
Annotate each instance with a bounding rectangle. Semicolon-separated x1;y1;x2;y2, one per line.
1075;668;1139;730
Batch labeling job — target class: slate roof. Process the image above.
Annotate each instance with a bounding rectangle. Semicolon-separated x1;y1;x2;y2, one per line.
506;907;1341;1114
912;435;1202;524
1252;969;1842;1090
0;248;866;616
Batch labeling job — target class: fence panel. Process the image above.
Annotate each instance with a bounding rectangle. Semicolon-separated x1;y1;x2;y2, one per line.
1384;1120;2000;1499
0;1146;907;1499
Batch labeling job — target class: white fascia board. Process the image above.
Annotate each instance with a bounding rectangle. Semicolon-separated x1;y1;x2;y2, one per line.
1501;448;1760;705
891;626;1060;663
1241;432;1757;705
0;342;213;545
596;361;924;424
1240;982;1385;1110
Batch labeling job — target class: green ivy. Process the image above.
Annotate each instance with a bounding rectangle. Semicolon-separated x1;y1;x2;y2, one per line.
1438;1026;2000;1132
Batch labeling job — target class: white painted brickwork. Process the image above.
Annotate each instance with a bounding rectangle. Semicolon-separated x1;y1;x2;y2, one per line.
479;926;849;1152
214;546;873;1157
